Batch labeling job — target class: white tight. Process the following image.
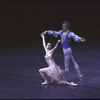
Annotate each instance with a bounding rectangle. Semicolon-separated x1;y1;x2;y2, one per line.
63;47;82;79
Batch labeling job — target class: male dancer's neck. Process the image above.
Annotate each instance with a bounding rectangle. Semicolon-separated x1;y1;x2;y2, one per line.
65;29;69;32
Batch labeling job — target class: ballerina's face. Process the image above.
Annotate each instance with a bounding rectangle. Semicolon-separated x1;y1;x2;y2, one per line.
46;43;51;50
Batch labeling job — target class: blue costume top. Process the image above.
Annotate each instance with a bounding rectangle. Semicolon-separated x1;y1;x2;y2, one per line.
61;30;72;49
44;30;81;49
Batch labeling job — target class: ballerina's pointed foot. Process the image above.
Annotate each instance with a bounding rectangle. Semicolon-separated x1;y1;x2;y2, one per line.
42;81;49;85
71;82;78;86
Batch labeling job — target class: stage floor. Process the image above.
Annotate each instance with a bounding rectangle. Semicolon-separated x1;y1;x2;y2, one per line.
0;44;100;99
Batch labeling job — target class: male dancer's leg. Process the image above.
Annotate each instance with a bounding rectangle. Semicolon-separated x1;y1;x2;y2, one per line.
63;48;72;80
71;54;82;81
64;54;71;73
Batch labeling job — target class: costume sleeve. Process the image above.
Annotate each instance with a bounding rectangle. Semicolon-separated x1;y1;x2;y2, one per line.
68;32;82;42
44;30;62;37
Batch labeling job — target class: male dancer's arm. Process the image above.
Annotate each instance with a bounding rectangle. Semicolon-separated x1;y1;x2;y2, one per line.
42;30;62;37
68;32;86;43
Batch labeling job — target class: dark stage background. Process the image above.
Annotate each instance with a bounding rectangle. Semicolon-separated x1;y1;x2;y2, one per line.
0;0;100;49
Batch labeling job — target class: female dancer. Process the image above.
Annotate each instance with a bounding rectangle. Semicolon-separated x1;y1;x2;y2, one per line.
39;33;78;86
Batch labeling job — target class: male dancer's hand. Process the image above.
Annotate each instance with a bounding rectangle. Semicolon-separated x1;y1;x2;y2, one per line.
80;38;86;42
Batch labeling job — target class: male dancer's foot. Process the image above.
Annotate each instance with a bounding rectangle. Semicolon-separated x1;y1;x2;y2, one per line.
79;75;83;81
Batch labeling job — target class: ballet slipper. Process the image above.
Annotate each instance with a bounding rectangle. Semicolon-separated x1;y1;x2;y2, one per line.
42;81;49;85
71;82;78;86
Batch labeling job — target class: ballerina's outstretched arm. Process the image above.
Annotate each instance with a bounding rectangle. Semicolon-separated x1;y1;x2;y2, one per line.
50;40;61;53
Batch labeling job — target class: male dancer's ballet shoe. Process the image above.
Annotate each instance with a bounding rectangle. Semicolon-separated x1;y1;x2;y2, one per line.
71;82;78;86
42;81;49;85
79;75;83;81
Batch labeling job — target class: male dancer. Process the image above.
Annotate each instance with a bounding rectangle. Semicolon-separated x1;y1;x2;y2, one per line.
41;21;86;81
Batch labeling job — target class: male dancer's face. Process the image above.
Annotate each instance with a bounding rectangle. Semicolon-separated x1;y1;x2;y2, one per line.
62;24;68;31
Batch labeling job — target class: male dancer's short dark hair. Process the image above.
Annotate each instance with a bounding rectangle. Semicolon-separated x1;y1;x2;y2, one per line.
62;21;70;29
